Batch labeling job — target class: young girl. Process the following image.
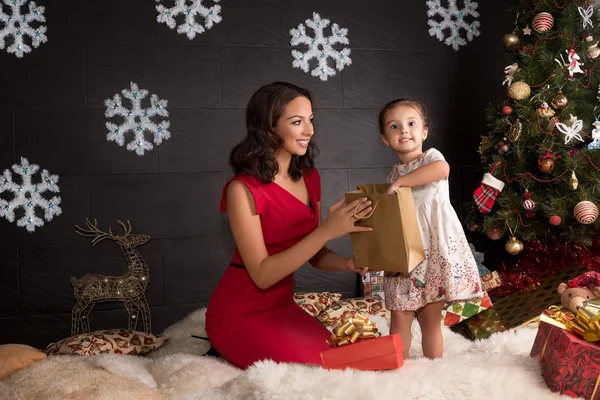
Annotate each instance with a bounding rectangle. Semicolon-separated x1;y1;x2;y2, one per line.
379;98;483;359
205;82;373;369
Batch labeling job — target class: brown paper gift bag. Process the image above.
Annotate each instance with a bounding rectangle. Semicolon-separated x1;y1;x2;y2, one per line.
345;184;425;275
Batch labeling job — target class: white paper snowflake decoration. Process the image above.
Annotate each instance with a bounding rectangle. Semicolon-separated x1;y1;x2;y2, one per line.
0;0;47;58
156;0;222;40
104;82;171;156
556;119;585;145
0;158;61;232
426;0;481;51
289;12;352;81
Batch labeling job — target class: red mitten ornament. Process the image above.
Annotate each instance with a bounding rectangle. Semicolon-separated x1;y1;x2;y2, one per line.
473;173;505;214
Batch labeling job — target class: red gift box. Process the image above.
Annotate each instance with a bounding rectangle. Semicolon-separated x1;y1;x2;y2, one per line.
531;320;600;399
320;334;404;371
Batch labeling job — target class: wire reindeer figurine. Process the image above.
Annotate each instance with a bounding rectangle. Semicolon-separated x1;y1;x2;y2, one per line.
70;218;152;335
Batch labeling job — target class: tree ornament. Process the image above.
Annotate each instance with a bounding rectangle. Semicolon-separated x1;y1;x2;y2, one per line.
505;236;524;255
551;91;568;109
538;148;559;173
585;35;600;59
570;170;579;190
523;25;532;35
562;48;585;79
466;219;479;232
522;190;535;211
533;12;554;33
478;135;493;156
574;201;599;224
502;105;513;115
503;32;520;48
549;215;561;226
537;102;555;118
578;5;594;29
508;120;522;142
473;172;505;214
588;120;600;150
502;63;518;86
487;227;504;240
497;139;510;155
508;81;531;100
556;119;584;145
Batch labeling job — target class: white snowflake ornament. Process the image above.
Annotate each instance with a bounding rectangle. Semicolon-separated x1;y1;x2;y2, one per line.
156;0;222;40
427;0;481;51
0;0;47;58
556;119;584;145
289;12;352;81
104;82;171;156
0;157;61;232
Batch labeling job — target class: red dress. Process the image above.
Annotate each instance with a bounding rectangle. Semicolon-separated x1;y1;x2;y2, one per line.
205;168;331;369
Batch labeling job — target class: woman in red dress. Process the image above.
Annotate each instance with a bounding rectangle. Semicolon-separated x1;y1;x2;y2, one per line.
206;82;373;369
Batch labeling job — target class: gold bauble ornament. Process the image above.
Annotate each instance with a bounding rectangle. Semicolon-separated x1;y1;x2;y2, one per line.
505;236;524;255
538;158;555;173
551;91;568;109
508;81;531;100
503;32;520;48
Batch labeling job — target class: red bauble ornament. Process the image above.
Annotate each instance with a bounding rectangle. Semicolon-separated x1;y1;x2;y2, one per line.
502;106;513;115
533;12;554;33
523;199;535;210
574;201;599;224
549;215;561;226
487;228;504;240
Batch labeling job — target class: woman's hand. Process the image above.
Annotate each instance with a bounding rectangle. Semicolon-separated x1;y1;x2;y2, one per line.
385;181;401;195
346;257;368;277
320;197;373;241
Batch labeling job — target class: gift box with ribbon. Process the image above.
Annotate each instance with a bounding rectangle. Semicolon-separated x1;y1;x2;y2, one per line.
481;271;502;292
531;318;600;400
441;291;493;327
320;314;403;371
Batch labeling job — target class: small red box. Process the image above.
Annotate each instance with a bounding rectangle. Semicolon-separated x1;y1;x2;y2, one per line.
531;320;600;399
320;334;404;371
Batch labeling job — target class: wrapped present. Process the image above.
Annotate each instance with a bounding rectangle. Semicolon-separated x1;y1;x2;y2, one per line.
362;271;385;299
481;271;502;292
320;314;403;371
531;320;600;400
321;334;404;371
462;307;505;340
493;265;588;329
441;291;493;327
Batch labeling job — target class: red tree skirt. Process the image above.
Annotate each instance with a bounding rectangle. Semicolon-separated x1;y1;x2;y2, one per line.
489;239;600;298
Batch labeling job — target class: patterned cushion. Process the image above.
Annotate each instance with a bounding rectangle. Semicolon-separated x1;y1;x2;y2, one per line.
317;294;390;327
44;329;168;356
294;292;342;318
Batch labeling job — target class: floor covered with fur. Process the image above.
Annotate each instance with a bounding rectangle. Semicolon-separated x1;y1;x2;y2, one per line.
0;309;580;400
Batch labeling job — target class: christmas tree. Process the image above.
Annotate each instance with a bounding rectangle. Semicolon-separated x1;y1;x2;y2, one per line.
468;0;600;258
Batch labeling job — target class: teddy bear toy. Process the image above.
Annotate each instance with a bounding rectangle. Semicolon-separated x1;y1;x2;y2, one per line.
557;270;600;312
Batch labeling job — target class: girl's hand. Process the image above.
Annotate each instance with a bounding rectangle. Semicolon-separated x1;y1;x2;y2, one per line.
321;197;373;240
346;257;368;277
385;183;400;195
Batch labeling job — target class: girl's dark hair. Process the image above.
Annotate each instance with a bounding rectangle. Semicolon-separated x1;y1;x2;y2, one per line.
378;98;430;135
229;81;318;183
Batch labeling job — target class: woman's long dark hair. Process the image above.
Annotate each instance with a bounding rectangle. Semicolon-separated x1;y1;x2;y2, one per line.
229;82;318;183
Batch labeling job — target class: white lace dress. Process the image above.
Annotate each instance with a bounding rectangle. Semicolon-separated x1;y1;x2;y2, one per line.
384;148;483;311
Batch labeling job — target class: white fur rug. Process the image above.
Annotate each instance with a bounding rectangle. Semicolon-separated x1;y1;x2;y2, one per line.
0;309;580;400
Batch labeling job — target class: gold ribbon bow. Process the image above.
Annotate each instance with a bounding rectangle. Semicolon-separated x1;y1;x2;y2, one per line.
545;305;600;342
328;313;381;347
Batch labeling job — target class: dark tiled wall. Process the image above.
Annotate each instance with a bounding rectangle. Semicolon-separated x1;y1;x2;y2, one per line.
0;0;514;348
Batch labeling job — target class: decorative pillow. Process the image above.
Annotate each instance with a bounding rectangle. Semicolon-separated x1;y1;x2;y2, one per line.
317;294;390;327
0;344;47;379
294;292;342;318
44;329;168;356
